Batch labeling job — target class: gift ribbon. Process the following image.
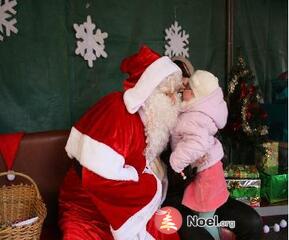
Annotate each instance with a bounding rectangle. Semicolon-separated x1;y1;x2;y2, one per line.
227;179;261;189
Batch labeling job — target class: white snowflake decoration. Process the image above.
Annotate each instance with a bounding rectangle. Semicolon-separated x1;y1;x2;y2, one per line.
164;21;189;58
0;0;18;41
73;15;108;68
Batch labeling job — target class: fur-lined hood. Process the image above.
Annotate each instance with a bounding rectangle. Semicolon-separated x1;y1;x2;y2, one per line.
180;87;228;129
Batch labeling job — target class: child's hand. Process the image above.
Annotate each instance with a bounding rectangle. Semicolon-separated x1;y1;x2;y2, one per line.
180;171;187;180
195;154;208;166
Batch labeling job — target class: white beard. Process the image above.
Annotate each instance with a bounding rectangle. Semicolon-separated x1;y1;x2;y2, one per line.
142;91;180;163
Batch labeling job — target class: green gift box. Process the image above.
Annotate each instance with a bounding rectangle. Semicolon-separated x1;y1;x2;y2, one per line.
224;165;259;179
226;179;261;207
260;171;288;203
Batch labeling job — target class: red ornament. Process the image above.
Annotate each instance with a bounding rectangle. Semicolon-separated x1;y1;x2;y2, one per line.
248;103;258;111
247;103;253;110
232;122;242;131
240;82;248;99
248;84;256;96
260;110;268;120
246;111;252;120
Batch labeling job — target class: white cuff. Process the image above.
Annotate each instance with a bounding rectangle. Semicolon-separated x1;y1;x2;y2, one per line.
65;127;139;181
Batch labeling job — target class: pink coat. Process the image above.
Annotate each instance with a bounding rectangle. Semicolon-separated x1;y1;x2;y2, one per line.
170;87;228;173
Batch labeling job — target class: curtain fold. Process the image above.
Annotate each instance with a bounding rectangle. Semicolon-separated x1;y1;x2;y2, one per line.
0;0;286;133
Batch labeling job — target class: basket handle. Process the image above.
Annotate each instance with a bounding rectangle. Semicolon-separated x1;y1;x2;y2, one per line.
0;171;41;199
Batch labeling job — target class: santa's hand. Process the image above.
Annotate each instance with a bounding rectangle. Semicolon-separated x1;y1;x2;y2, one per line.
119;165;139;182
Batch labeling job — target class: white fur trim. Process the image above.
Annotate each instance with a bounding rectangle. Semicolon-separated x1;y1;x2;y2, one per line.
111;169;162;240
190;70;219;98
65;127;139;182
123;229;154;240
123;56;181;114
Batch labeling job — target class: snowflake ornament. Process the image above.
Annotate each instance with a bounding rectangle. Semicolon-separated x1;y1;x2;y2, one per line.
0;0;18;41
164;21;189;58
73;15;108;68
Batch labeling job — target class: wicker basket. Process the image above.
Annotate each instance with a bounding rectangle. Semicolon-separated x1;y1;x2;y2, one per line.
0;171;47;240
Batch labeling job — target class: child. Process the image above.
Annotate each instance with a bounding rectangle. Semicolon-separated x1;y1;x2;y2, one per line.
170;57;230;240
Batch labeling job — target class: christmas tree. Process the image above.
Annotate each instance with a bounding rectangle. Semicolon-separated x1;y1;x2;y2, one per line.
223;55;269;164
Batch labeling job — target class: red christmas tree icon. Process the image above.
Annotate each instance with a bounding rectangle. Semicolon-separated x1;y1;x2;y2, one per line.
159;209;178;231
154;206;183;234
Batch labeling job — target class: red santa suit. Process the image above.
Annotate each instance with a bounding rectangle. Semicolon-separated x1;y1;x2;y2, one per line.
59;46;182;240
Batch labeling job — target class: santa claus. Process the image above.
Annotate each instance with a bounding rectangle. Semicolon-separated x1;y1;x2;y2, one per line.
59;46;183;240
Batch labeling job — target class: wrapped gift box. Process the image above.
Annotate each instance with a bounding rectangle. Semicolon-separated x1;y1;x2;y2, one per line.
278;142;288;174
226;179;261;207
224;164;259;179
260;171;288;203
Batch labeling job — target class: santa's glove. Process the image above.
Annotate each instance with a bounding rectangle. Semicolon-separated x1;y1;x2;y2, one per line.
119;165;139;182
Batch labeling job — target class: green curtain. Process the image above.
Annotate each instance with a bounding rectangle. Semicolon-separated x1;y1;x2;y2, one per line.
0;0;71;133
0;0;286;133
234;0;288;102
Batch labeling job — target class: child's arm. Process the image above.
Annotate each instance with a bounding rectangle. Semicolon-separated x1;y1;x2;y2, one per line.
169;120;209;173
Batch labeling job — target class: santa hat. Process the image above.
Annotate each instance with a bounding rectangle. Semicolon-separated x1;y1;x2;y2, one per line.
121;46;182;114
189;70;219;98
0;132;24;181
